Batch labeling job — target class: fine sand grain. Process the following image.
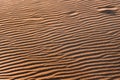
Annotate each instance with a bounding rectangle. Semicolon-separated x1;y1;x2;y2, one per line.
0;0;120;80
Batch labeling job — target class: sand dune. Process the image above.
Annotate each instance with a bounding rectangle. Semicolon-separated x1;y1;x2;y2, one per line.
0;0;120;80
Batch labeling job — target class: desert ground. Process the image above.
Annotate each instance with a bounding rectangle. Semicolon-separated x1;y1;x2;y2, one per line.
0;0;120;80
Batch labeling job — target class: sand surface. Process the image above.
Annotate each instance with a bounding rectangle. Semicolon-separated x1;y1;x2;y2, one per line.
0;0;120;80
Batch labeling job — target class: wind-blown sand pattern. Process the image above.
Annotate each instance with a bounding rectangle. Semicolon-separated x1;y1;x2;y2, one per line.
0;0;120;80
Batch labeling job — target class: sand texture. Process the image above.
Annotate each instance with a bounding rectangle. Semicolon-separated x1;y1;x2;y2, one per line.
0;0;120;80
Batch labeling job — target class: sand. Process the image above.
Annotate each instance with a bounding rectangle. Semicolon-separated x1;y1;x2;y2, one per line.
0;0;120;80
